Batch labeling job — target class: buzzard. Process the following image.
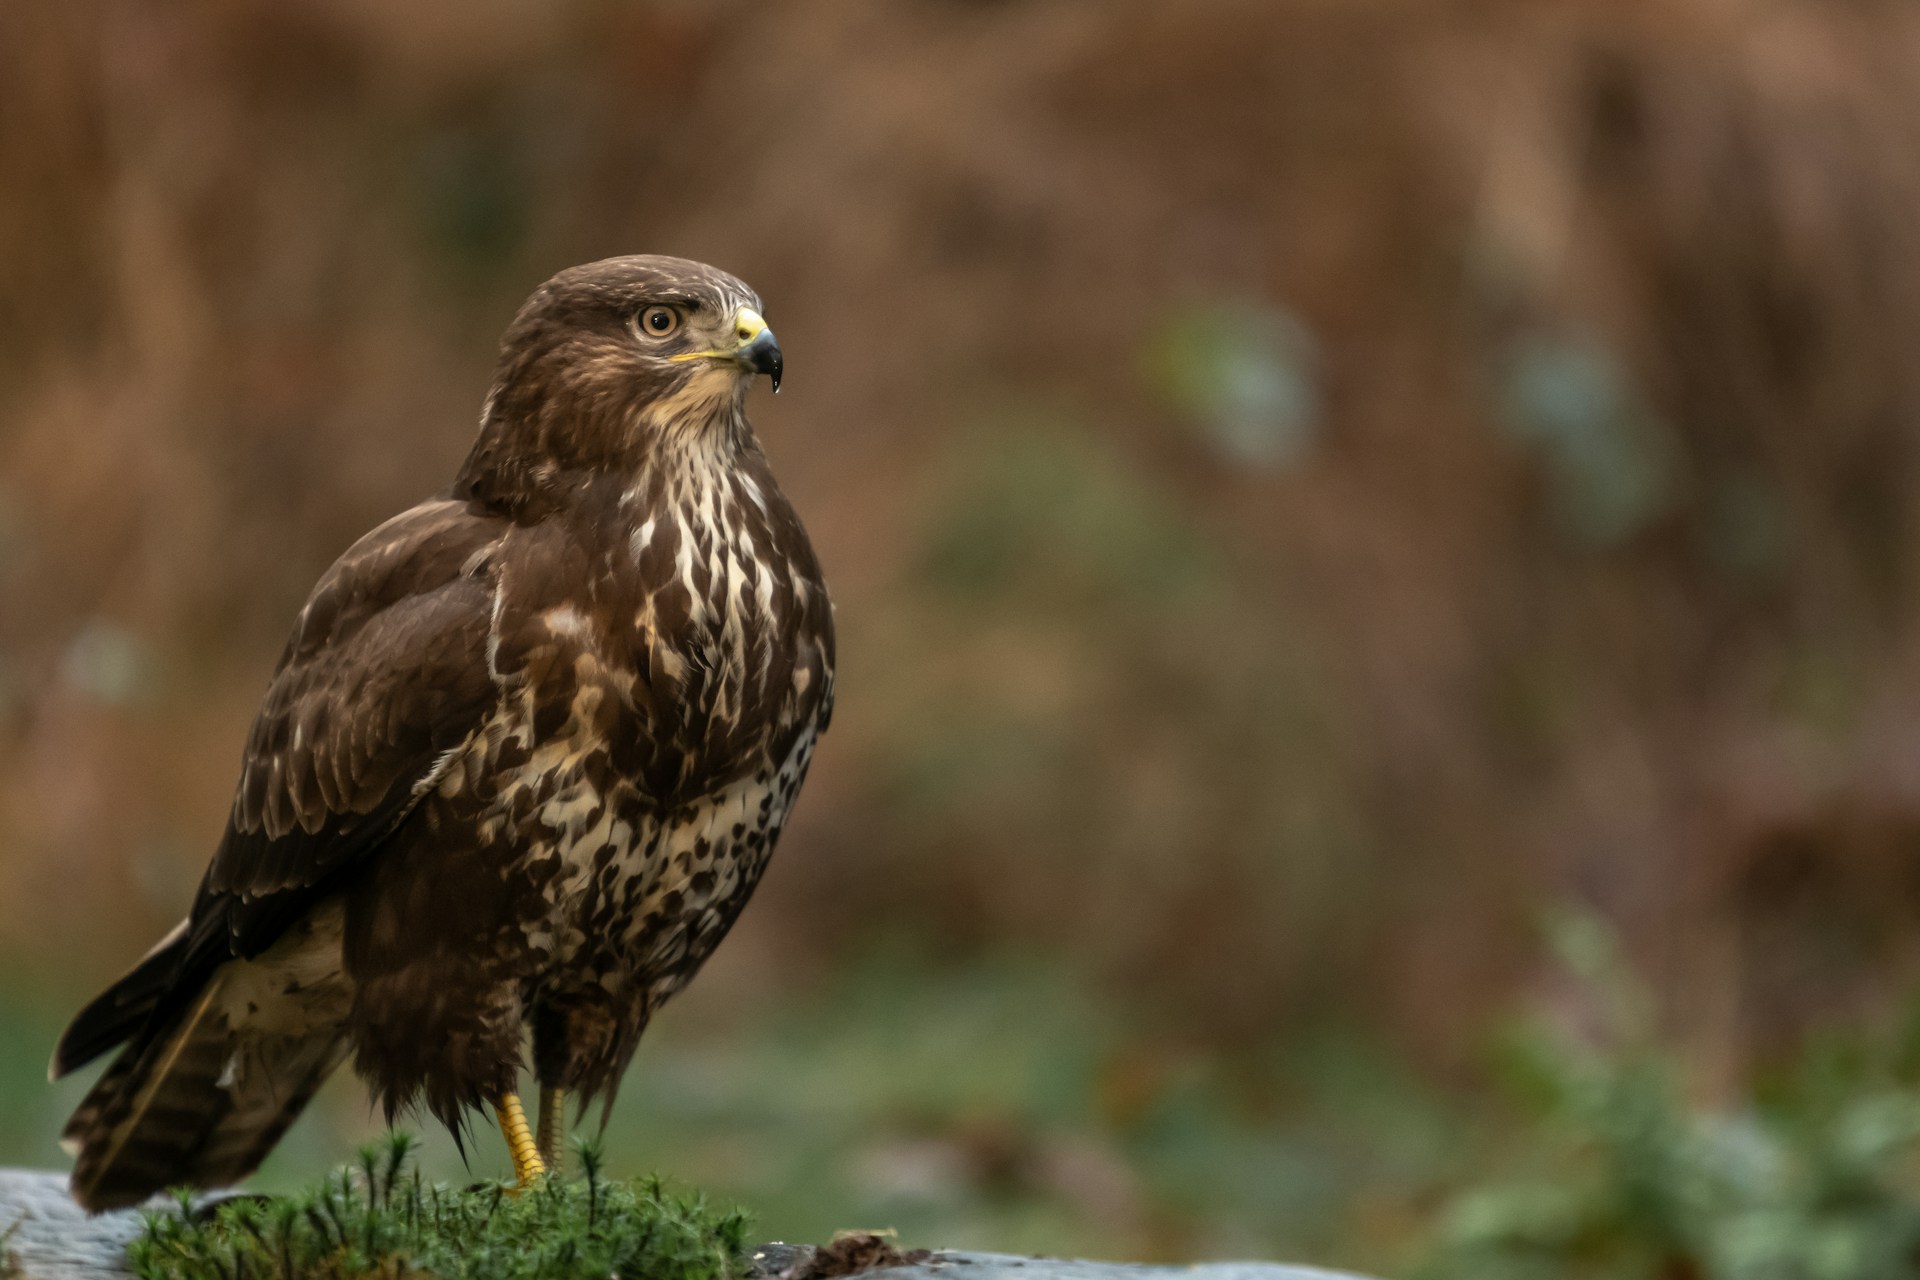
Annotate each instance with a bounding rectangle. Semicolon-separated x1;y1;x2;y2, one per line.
49;256;834;1211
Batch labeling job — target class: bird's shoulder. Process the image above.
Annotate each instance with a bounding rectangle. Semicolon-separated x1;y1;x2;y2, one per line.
281;498;506;665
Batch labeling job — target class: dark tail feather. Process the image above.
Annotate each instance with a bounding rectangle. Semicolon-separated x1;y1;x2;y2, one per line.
62;969;346;1213
50;920;192;1080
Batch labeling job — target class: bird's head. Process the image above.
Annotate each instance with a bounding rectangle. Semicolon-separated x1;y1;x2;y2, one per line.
458;255;783;509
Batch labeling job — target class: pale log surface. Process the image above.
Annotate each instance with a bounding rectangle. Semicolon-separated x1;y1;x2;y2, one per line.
0;1169;1373;1280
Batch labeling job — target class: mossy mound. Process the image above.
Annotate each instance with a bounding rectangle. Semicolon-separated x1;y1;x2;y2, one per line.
128;1136;750;1280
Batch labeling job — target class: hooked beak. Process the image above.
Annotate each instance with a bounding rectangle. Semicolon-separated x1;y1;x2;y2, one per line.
732;307;783;393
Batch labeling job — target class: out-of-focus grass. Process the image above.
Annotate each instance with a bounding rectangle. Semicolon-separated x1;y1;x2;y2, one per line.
0;991;82;1170
596;950;1463;1264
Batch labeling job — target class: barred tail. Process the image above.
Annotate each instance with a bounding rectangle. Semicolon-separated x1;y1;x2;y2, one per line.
60;970;339;1211
58;906;352;1212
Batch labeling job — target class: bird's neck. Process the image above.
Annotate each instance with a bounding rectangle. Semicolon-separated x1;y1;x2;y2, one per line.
454;384;752;519
620;409;756;534
633;385;752;468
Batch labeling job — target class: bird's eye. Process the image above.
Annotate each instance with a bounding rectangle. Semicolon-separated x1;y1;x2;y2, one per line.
637;306;680;337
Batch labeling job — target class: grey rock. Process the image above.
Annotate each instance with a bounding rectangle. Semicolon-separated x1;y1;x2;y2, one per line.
797;1254;1370;1280
0;1169;149;1280
749;1247;1371;1280
0;1169;1374;1280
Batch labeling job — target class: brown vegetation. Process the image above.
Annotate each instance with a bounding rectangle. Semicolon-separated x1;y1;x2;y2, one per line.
6;0;1920;1102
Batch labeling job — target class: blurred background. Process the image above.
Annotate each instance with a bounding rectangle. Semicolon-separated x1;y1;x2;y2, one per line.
10;1;1920;1275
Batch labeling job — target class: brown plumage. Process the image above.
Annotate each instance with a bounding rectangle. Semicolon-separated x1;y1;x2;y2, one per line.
50;256;834;1211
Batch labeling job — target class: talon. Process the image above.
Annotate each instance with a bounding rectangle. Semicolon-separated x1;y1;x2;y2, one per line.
496;1092;547;1187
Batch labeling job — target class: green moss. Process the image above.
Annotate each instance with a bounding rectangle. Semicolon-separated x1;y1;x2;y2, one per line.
128;1135;751;1280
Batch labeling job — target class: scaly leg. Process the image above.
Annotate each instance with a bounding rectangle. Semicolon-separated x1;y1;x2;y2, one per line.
495;1093;547;1187
537;1084;567;1171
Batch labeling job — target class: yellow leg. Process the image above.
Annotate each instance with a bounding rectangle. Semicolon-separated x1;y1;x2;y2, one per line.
495;1093;547;1187
537;1085;567;1170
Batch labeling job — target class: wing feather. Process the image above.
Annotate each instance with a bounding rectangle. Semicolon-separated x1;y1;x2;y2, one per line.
190;499;504;964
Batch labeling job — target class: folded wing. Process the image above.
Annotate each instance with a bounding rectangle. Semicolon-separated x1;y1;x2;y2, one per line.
53;498;505;1209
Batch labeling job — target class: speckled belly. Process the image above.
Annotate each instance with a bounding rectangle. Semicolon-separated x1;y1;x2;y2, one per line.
507;726;820;1005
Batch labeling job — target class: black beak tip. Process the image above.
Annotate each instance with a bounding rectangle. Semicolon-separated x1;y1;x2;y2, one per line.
744;331;783;393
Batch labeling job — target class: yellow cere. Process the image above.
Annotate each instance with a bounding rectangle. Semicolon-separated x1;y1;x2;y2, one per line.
733;307;768;344
669;306;769;363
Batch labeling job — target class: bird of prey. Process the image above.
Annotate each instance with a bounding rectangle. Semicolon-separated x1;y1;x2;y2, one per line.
49;255;834;1211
